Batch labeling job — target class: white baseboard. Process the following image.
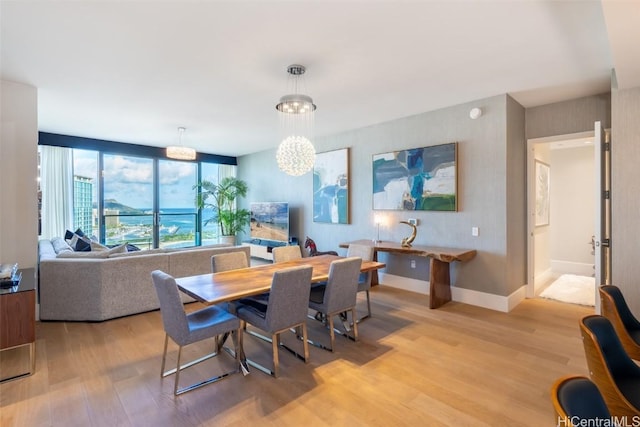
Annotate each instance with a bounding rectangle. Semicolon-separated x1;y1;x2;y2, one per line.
379;273;525;313
378;272;429;295
451;285;526;313
551;260;594;277
534;268;553;296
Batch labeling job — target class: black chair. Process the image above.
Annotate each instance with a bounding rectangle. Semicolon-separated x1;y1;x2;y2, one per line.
551;375;611;425
580;315;640;417
599;285;640;360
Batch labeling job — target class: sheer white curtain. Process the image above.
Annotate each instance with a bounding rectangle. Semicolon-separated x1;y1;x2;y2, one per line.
219;164;236;180
40;145;73;239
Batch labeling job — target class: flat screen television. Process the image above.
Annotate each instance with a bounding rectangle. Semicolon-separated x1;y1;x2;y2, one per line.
250;202;289;243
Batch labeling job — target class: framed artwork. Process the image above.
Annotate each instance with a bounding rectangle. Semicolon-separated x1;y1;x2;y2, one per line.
372;142;457;211
313;148;349;223
535;160;550;226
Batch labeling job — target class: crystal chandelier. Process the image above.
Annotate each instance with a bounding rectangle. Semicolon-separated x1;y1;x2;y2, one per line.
166;127;196;160
275;64;316;176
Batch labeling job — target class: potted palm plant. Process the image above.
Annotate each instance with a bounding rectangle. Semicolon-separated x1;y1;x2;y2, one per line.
195;177;251;245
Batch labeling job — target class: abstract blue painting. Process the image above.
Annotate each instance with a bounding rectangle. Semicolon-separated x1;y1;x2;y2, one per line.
372;142;457;211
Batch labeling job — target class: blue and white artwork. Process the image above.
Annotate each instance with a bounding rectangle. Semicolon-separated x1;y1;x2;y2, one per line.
313;148;349;223
372;142;457;211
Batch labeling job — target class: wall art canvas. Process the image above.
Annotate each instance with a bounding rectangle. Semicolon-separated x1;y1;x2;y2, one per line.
372;142;457;211
313;148;349;223
535;160;550;226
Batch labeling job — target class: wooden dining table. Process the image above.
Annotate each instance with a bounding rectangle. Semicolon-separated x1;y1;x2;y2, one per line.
176;254;387;306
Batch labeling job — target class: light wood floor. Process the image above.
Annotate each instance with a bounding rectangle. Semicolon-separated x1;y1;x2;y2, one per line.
0;287;593;426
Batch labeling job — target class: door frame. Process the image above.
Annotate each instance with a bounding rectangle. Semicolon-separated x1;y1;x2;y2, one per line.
526;130;595;299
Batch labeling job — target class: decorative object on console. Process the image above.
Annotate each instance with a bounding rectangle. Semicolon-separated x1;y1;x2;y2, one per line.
399;221;417;247
275;64;316;176
0;263;19;288
196;177;251;244
373;142;457;211
166;127;196;161
304;236;338;257
313;148;349;224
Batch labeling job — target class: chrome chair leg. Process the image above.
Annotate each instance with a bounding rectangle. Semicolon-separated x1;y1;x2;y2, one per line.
160;334;169;376
240;323;308;377
174;346;183;396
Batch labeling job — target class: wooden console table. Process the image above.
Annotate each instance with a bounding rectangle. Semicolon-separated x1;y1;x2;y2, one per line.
339;240;476;309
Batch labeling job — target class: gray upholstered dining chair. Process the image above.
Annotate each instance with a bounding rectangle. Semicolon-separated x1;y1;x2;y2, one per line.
213;249;269;313
151;270;246;396
272;245;302;263
234;265;313;377
346;243;374;322
211;250;249;273
307;257;362;352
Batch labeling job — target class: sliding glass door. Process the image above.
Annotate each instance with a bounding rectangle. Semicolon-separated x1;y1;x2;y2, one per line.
158;160;198;248
103;154;155;249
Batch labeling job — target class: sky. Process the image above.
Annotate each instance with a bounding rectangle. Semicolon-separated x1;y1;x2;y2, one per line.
73;149;219;209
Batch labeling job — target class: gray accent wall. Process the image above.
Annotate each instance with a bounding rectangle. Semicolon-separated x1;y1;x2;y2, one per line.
611;86;640;314
239;94;527;300
506;95;527;295
526;93;611;139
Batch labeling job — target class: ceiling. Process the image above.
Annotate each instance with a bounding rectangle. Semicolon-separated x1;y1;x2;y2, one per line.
1;1;638;158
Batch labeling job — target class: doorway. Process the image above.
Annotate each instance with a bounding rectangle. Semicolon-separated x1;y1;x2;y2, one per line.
527;131;597;306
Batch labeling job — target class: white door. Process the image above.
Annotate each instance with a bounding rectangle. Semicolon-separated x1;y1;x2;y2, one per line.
593;121;610;313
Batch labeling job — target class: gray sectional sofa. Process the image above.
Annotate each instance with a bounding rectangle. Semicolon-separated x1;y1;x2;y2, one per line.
38;238;250;321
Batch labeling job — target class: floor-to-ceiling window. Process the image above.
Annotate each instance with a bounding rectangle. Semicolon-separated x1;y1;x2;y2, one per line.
38;133;237;250
158;159;198;248
103;154;155;248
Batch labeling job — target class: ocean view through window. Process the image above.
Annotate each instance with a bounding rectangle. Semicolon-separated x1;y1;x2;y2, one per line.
62;148;226;249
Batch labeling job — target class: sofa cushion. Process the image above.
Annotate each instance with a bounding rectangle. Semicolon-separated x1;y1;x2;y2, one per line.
57;250;110;259
51;237;74;254
109;247;166;258
38;239;58;261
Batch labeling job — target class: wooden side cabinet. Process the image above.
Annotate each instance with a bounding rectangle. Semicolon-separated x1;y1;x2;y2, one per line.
0;268;36;383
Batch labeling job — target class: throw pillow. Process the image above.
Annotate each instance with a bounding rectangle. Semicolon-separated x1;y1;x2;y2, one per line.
90;241;110;252
126;243;141;252
107;244;128;256
68;234;92;252
51;237;74;254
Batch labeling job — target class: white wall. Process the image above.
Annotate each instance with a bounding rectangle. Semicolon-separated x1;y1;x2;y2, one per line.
0;80;38;268
550;145;595;275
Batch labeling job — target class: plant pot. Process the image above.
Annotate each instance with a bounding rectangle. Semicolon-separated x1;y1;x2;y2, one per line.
219;235;236;245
